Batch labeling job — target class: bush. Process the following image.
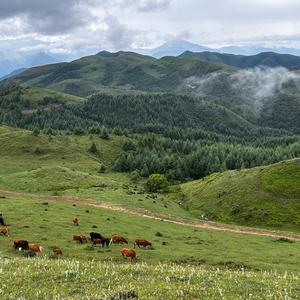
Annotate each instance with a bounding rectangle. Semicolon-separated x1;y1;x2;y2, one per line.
129;170;141;182
145;174;169;193
88;142;98;154
32;128;40;136
98;164;106;173
100;127;109;139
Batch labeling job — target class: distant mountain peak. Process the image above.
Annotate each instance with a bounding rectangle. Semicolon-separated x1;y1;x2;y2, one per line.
150;39;211;58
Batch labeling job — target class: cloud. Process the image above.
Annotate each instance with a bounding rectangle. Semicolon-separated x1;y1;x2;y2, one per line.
0;0;300;60
135;0;172;12
0;1;90;35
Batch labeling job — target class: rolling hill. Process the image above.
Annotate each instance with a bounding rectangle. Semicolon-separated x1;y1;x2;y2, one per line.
180;159;300;232
5;51;234;96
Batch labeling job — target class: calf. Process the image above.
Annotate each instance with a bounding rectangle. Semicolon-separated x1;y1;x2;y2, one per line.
101;237;110;247
72;217;79;226
53;248;63;256
120;248;138;261
134;239;152;248
110;235;128;245
73;235;87;244
0;226;10;236
13;240;29;251
28;243;43;253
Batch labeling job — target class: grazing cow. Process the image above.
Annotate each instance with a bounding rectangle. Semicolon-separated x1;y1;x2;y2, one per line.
134;239;152;248
92;239;102;246
13;240;29;251
72;217;79;226
90;232;103;241
28;243;43;253
110;235;128;245
53;248;63;256
0;226;9;236
120;248;138;261
73;235;87;244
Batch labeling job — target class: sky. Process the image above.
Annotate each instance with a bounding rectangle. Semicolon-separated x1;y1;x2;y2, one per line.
1;0;300;57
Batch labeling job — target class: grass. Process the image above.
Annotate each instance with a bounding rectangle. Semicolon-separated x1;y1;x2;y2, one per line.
0;126;124;175
0;126;192;219
179;159;300;233
0;258;299;299
21;86;85;104
0;195;300;272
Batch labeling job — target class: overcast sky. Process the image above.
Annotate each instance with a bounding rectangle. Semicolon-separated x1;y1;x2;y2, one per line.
1;0;300;57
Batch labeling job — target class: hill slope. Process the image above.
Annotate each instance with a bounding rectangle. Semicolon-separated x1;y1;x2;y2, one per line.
6;51;234;96
180;159;300;232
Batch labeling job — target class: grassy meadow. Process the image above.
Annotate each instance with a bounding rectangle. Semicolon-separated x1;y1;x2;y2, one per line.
1;258;299;299
180;159;300;233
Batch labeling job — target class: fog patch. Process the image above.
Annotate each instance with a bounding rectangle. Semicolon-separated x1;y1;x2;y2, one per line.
182;67;300;111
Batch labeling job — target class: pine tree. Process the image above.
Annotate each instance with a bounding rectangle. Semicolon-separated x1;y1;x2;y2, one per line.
88;142;98;154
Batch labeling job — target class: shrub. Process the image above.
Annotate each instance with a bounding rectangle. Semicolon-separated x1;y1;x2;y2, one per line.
145;174;169;193
98;164;106;173
88;142;98;154
32;128;40;136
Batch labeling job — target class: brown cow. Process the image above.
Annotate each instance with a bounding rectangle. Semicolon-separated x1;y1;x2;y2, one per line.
73;235;87;244
92;238;110;247
134;239;152;248
72;217;79;226
53;248;63;256
110;235;128;245
0;226;10;236
92;239;102;246
120;248;138;261
28;243;44;253
13;240;29;251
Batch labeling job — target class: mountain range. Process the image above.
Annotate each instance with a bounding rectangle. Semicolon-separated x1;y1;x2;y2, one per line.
2;39;300;80
138;39;300;58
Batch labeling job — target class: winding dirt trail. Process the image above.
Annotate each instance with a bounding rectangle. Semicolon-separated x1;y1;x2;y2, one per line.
1;189;300;242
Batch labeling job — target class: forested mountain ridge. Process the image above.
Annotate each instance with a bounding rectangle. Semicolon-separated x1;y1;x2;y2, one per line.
6;50;300;98
6;51;234;97
180;51;300;70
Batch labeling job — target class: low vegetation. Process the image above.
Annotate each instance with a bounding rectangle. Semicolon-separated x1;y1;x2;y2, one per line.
1;258;299;299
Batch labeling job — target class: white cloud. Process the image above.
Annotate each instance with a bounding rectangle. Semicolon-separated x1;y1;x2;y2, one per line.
0;0;300;58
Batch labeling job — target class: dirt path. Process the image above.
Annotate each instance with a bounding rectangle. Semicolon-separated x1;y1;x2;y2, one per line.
1;189;300;242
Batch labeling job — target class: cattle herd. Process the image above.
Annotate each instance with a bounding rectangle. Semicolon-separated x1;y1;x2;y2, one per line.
0;216;153;262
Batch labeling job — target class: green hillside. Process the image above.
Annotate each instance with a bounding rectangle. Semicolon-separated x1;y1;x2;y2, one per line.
8;51;234;96
180;159;300;232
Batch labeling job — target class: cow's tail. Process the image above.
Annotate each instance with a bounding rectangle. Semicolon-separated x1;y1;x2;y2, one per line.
109;238;113;245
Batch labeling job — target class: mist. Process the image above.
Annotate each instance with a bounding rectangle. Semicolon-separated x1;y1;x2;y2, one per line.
182;67;300;111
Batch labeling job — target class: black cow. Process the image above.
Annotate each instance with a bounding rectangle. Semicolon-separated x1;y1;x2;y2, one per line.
90;232;103;241
13;240;29;251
